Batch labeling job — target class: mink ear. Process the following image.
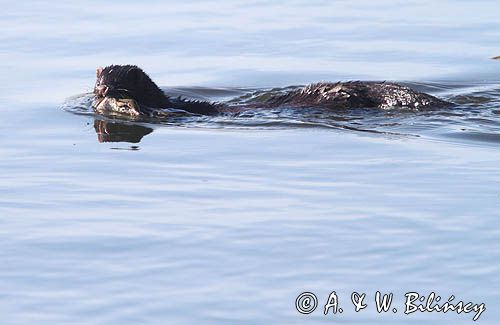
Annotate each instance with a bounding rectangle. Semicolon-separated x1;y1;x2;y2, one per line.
127;67;143;82
96;67;103;78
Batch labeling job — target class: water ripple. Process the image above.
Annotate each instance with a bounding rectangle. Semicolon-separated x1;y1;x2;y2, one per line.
63;81;500;146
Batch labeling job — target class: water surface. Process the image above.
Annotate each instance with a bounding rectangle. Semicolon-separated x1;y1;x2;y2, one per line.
1;1;500;324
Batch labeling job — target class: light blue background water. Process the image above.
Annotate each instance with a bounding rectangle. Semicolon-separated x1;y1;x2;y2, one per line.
1;1;500;323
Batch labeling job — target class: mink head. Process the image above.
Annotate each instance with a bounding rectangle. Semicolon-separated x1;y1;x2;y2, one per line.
94;65;169;108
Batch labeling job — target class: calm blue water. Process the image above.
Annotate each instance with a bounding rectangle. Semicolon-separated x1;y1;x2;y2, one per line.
1;1;500;324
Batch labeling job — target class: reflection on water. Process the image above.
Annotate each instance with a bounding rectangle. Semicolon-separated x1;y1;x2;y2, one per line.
93;119;153;143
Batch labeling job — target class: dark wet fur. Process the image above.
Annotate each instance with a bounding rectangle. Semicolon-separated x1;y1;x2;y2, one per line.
95;65;219;115
168;96;223;115
252;81;452;110
94;65;452;116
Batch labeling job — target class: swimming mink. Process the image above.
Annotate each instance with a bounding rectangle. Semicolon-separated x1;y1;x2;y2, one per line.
93;65;452;117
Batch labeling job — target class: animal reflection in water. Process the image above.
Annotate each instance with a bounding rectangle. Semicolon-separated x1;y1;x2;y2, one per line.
93;119;153;143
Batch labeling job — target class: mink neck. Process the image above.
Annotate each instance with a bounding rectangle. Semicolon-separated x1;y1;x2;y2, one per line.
137;89;171;108
134;86;218;115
